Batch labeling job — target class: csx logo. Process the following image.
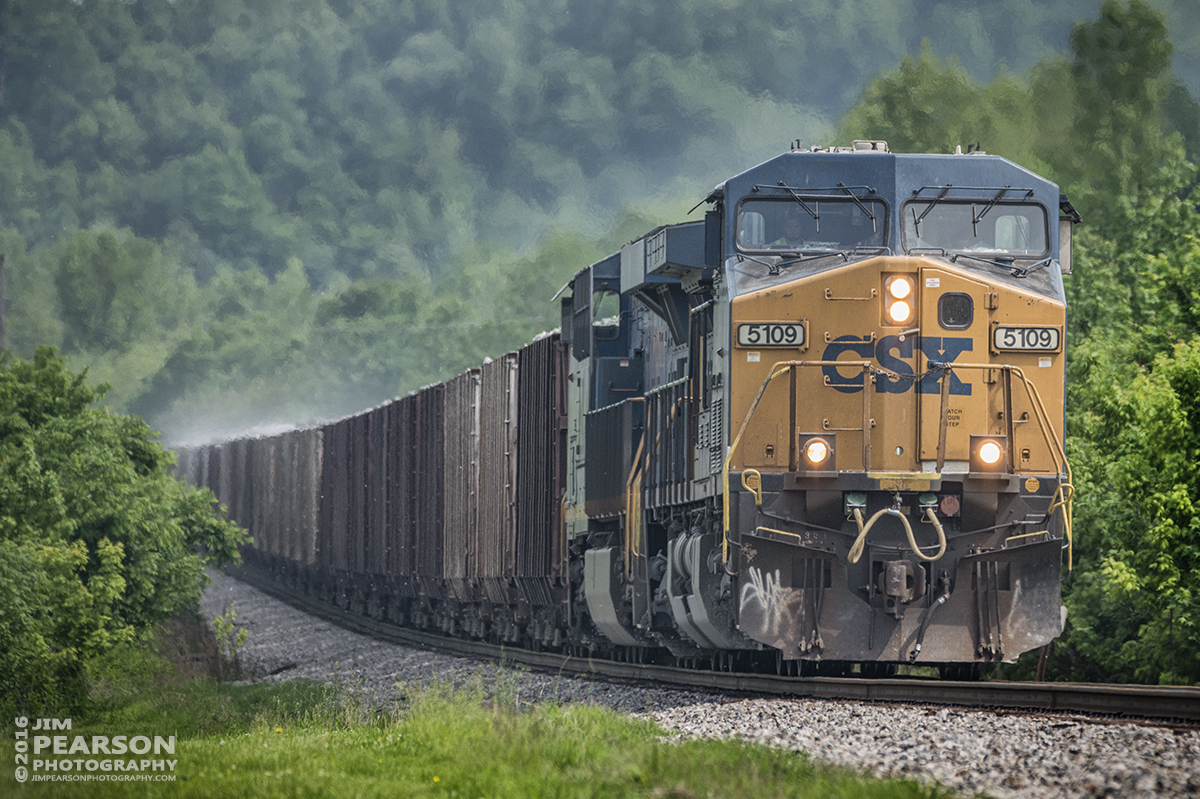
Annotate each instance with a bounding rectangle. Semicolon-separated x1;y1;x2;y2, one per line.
822;335;973;395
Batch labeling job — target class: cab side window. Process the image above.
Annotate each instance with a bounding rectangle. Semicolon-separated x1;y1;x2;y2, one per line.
593;289;621;341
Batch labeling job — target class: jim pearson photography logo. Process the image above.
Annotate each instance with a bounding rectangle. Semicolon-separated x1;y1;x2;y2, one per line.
13;717;178;784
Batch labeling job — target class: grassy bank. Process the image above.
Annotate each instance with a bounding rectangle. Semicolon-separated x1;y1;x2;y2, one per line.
5;676;962;799
3;622;956;798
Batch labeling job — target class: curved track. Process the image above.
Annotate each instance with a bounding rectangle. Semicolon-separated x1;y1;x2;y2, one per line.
229;565;1200;726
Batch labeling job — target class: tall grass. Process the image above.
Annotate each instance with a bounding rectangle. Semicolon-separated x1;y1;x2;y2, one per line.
2;621;956;798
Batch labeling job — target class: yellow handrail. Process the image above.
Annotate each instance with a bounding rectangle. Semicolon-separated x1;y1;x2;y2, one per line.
721;360;874;569
741;469;763;507
623;400;647;581
624;395;689;580
940;363;1075;571
720;359;1074;572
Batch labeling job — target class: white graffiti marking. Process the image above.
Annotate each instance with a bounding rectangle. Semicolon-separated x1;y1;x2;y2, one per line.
740;566;801;642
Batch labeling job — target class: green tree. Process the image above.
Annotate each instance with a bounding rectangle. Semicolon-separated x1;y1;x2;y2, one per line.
0;347;247;712
1057;0;1182;226
1063;338;1200;683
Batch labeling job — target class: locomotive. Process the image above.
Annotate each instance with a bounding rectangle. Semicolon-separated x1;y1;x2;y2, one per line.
178;140;1078;678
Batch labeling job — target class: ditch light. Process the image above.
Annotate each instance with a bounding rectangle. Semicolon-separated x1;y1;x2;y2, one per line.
799;434;836;473
970;435;1009;474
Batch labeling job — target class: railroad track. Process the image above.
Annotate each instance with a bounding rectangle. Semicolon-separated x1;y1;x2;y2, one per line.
229;565;1200;726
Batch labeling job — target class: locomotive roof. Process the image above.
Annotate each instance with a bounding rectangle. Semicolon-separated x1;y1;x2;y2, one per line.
560;146;1069;301
713;146;1068;302
715;147;1061;210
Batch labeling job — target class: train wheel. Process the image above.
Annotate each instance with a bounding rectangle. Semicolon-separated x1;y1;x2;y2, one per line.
813;660;851;677
861;662;899;679
938;663;986;681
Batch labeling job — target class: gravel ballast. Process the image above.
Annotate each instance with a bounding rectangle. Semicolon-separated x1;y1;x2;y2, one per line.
201;570;1200;798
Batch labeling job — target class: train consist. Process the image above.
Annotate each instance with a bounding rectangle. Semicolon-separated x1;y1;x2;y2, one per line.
178;141;1078;678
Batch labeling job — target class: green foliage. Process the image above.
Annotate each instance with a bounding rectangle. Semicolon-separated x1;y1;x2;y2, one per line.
1;0;1196;441
1060;0;1186;227
2;0;1192;289
1052;9;1200;681
1062;339;1200;683
0;0;834;284
0;347;248;713
210;604;249;680
836;42;1048;173
841;1;1197;227
135;226;608;441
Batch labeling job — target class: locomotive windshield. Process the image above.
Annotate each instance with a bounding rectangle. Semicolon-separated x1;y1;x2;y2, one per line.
737;197;888;253
902;200;1049;257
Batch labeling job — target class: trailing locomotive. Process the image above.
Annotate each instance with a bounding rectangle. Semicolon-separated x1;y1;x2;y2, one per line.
178;141;1078;678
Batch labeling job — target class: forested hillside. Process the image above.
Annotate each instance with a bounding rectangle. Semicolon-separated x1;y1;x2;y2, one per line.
3;0;1192;284
0;0;1195;436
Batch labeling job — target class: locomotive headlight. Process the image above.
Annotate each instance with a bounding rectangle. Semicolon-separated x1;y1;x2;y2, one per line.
969;435;1009;474
887;276;914;300
798;434;836;473
805;439;830;464
887;300;913;324
883;274;917;326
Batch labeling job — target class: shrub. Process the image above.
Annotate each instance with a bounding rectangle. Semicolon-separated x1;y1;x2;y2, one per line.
0;346;248;714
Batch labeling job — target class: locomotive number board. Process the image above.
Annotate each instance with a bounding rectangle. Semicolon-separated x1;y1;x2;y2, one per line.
992;326;1061;352
736;322;806;348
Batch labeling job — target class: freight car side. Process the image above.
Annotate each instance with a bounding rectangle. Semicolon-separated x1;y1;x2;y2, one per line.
179;333;570;650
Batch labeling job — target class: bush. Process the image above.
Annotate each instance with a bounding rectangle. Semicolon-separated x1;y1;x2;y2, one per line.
0;346;248;714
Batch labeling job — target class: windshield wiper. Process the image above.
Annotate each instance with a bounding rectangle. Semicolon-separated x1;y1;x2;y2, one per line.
778;248;886;268
738;250;850;276
1011;257;1054;278
736;253;779;274
776;251;850;269
911;185;952;238
777;181;820;232
971;186;1010;235
837;182;878;233
950;252;1050;278
970;186;1034;237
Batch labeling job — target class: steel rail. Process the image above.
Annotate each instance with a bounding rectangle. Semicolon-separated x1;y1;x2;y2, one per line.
228;566;1200;725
